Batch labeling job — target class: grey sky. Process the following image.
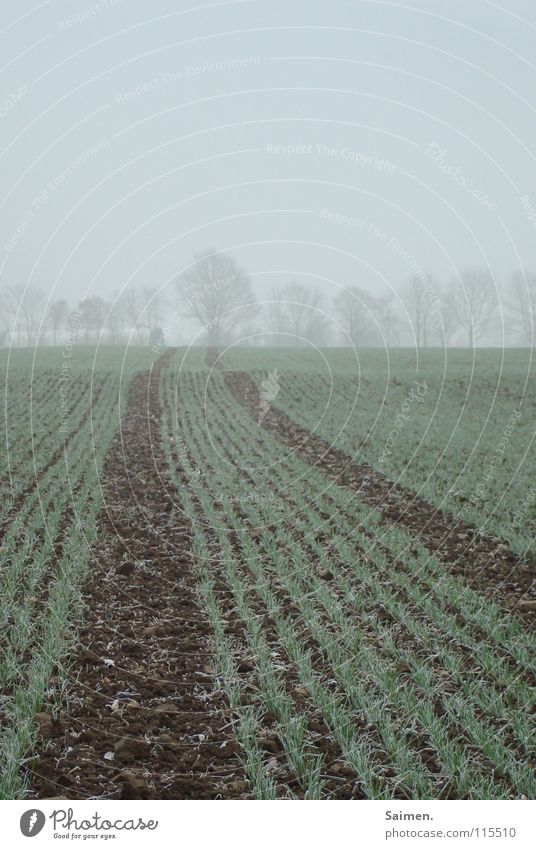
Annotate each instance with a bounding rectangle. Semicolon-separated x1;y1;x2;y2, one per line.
2;0;536;328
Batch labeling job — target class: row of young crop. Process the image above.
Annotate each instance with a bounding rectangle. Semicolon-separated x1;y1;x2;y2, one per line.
0;352;154;799
0;372;91;519
159;359;534;799
207;372;534;795
208;368;533;663
0;377;105;532
256;364;536;558
160;367;446;797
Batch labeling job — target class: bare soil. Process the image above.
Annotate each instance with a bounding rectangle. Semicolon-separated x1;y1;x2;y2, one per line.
26;352;246;800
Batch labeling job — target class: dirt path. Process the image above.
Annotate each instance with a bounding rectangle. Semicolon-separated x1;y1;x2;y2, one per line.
224;370;535;625
26;351;246;800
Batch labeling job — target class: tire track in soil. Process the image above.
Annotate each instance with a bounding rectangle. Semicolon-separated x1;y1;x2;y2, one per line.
224;371;535;626
26;351;246;800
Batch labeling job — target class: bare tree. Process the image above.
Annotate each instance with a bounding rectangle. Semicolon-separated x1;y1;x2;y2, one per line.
375;294;400;347
109;285;167;344
0;285;20;344
104;292;129;344
267;282;329;346
22;286;46;345
46;298;69;345
139;285;168;339
402;274;437;348
265;294;287;345
118;287;145;343
176;250;257;347
285;283;325;342
0;283;46;345
333;286;378;346
0;290;8;346
507;270;536;346
0;287;11;345
436;284;458;346
444;269;497;347
77;296;108;342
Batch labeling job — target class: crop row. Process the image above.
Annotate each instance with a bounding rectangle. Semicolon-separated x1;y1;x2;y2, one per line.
0;350;154;799
158;360;535;799
225;349;536;558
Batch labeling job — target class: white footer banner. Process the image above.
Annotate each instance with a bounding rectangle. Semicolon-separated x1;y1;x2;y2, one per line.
2;800;534;848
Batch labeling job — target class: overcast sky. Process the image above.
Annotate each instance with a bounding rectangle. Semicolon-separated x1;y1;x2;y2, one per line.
2;0;536;328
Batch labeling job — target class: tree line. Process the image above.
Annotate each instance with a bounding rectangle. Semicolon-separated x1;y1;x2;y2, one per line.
0;284;167;348
1;252;535;348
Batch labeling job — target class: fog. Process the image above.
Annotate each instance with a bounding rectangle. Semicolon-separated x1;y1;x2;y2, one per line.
2;0;536;347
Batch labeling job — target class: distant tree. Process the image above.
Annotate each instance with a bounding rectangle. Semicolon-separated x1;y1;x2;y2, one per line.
375;294;400;347
0;285;18;344
149;325;165;348
176;250;257;347
77;296;108;342
117;287;144;343
0;288;9;345
140;286;167;340
105;293;128;343
265;294;287;345
0;283;46;345
436;284;458;346
46;298;69;345
267;282;329;346
0;291;8;346
21;285;46;345
443;268;497;347
284;283;324;342
333;286;378;346
507;270;536;346
402;274;437;348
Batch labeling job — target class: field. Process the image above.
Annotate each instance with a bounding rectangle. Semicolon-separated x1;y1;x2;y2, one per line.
0;346;534;800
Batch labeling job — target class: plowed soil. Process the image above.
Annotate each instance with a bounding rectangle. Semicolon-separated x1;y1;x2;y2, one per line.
26;352;247;800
